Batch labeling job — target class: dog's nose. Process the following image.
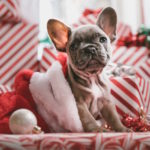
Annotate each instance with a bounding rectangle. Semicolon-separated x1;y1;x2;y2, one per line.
86;46;97;55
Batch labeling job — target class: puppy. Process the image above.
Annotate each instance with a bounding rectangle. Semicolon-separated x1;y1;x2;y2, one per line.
47;7;130;132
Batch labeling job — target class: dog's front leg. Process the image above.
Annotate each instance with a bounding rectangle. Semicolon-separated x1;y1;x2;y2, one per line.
77;98;108;132
99;100;130;132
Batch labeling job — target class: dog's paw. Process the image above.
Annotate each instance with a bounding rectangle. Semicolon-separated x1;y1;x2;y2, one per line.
92;127;109;132
116;127;132;132
125;128;133;132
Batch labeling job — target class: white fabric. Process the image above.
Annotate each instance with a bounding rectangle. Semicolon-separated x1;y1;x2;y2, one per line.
29;61;83;132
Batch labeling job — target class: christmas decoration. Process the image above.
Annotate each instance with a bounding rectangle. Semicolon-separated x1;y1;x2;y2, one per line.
122;107;150;132
106;63;136;77
40;36;52;44
117;25;150;49
9;109;38;134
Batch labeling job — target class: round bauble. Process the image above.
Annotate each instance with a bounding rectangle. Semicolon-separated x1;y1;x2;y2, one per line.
9;109;37;134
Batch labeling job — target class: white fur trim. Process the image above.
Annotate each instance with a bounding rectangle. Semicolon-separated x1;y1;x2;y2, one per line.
29;61;83;132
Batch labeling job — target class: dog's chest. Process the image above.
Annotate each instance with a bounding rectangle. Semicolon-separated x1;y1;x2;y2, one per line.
87;77;105;117
90;78;103;100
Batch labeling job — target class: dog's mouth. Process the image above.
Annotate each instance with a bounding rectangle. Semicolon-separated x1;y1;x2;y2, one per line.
87;60;100;67
86;59;105;73
77;58;106;74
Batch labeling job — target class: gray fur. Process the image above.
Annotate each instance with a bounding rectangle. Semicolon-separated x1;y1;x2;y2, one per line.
47;7;131;132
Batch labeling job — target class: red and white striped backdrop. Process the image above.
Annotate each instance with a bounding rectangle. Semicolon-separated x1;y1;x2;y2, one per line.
135;59;150;80
110;76;150;117
0;22;39;88
40;46;58;72
0;133;150;150
138;77;150;114
112;46;150;80
112;46;149;67
0;0;20;22
0;85;11;94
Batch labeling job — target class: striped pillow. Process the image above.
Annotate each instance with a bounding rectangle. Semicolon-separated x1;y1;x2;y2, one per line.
0;0;20;22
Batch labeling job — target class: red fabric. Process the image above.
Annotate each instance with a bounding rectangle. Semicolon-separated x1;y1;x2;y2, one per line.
83;8;102;17
0;53;67;134
14;70;35;108
0;70;49;134
57;52;68;76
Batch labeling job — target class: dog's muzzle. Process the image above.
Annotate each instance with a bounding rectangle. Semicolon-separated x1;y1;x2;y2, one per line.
84;46;98;56
76;45;107;72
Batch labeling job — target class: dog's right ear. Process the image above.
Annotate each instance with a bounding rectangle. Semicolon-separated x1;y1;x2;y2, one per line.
47;19;70;51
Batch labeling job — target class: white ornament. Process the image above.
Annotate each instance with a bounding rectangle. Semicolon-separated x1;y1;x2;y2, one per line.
9;109;37;134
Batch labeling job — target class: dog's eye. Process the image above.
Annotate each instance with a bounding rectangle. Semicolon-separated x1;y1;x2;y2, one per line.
70;41;80;51
99;37;107;43
70;44;76;51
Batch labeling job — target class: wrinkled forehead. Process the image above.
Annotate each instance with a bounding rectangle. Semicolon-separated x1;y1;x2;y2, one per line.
70;25;107;42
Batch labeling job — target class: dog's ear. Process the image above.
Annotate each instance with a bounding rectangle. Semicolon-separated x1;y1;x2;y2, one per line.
47;19;70;51
96;7;117;42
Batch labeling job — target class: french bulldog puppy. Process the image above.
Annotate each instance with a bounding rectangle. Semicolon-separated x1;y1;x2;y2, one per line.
47;7;130;132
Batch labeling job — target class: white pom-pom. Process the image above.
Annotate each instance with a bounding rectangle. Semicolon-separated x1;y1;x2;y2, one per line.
9;109;37;134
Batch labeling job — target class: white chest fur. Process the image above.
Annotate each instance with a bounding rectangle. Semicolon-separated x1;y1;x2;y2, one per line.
90;77;103;100
89;77;105;117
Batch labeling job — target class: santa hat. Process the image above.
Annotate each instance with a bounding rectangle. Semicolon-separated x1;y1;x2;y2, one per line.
0;53;83;133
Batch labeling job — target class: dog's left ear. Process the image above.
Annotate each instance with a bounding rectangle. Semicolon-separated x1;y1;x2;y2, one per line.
47;19;70;51
96;7;117;42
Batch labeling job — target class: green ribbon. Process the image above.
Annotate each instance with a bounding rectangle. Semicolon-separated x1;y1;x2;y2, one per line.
138;25;150;36
40;36;52;44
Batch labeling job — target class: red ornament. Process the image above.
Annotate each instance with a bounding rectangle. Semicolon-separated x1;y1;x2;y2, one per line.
121;108;150;132
116;30;150;49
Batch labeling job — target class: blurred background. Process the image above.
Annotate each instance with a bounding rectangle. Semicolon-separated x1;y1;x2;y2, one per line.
18;0;150;38
39;0;150;38
1;0;150;87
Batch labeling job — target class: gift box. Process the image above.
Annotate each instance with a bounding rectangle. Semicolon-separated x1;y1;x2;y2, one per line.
0;133;150;149
0;0;20;22
135;59;150;80
112;46;150;80
0;22;39;87
0;0;39;88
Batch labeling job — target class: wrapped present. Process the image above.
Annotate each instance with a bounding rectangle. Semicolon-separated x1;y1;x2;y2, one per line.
0;133;150;150
112;46;149;66
135;59;150;79
113;25;150;81
110;76;150;116
0;85;11;94
0;0;20;23
112;45;149;80
0;22;39;87
0;0;39;88
40;46;58;72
